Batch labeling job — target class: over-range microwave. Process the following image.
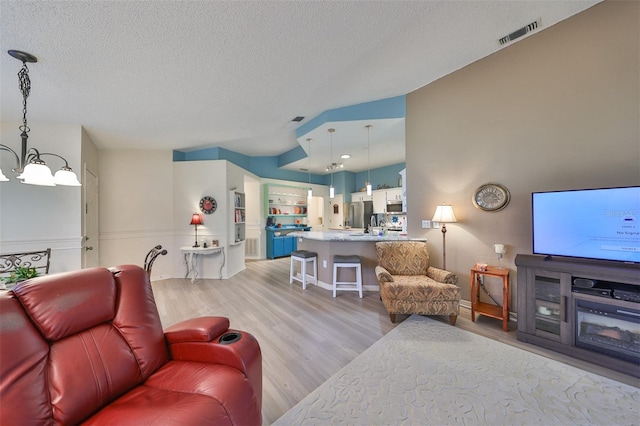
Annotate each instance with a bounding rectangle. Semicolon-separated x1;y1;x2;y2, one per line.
386;200;403;213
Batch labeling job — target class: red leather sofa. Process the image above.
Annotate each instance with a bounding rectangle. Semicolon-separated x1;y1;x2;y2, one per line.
0;265;262;425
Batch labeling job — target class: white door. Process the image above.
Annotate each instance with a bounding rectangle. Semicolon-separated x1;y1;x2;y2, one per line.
307;195;324;231
329;194;344;229
83;167;99;268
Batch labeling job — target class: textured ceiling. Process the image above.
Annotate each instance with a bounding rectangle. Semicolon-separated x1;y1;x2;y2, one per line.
0;1;600;173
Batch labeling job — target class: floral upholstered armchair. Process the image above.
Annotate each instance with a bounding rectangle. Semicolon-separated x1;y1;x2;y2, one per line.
375;241;460;324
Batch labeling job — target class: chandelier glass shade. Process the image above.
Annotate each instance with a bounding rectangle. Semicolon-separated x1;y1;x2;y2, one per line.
0;50;81;187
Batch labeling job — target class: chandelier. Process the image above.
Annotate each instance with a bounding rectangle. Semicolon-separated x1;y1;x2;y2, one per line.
0;50;81;186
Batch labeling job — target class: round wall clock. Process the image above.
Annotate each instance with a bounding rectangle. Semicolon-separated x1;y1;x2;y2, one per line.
473;183;510;212
199;196;217;214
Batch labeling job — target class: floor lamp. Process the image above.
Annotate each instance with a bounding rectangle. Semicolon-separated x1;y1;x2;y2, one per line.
432;204;457;270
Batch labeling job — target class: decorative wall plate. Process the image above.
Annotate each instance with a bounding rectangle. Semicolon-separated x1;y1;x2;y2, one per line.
473;183;510;212
199;196;217;214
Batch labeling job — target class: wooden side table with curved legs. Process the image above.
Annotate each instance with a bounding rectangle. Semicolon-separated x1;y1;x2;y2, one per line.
181;246;225;283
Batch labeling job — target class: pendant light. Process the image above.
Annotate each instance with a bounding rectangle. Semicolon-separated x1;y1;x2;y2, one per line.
0;50;81;186
365;124;372;196
306;138;313;200
328;128;335;199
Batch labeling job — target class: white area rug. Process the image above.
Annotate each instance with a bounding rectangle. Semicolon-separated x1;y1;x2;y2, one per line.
274;315;639;425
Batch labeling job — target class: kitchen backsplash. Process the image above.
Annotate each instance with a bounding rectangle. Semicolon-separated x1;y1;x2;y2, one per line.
377;214;406;229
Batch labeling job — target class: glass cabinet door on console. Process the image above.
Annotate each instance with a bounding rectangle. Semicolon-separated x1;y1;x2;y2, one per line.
526;269;572;344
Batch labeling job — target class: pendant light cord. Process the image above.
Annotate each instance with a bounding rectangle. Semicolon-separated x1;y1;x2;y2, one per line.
367;125;371;184
308;138;311;185
328;128;335;187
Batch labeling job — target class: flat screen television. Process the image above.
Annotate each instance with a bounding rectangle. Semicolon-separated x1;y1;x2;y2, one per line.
532;186;640;264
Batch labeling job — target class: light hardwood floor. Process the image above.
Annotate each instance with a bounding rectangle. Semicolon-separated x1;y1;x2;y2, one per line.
151;257;638;425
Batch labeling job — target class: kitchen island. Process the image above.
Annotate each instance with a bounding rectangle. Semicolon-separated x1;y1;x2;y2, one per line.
290;231;426;293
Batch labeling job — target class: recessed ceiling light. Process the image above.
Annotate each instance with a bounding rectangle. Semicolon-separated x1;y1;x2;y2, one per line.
341;154;351;159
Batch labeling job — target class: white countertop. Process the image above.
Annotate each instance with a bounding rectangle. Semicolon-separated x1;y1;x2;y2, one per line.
290;231;426;242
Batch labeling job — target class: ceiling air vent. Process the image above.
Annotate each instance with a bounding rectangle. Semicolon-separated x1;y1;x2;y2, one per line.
291;116;305;123
499;19;540;45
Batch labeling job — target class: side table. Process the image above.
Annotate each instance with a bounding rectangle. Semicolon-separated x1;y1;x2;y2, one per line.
180;246;225;283
470;265;510;331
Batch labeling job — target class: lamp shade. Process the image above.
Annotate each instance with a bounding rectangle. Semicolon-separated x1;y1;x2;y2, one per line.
432;204;457;223
18;162;55;186
190;213;203;225
53;169;82;186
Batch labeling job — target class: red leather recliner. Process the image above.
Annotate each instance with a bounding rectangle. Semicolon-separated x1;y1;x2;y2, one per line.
0;265;262;425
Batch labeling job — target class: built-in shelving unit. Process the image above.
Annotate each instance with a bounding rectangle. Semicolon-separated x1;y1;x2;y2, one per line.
264;184;308;226
231;191;245;245
264;184;310;258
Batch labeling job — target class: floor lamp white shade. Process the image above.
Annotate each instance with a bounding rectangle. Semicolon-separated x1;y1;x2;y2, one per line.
432;204;457;270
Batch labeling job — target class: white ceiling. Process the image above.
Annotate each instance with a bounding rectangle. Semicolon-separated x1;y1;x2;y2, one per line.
291;118;406;174
0;1;600;175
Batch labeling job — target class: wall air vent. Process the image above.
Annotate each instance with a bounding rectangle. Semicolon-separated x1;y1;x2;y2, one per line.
499;19;540;45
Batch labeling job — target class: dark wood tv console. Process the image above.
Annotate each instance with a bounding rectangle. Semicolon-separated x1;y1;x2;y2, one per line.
515;254;640;378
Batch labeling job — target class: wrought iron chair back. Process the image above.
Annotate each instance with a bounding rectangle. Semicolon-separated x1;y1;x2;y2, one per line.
144;245;167;278
0;248;51;284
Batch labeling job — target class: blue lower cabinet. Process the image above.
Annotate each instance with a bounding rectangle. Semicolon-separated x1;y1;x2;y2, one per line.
266;226;307;259
283;236;293;255
273;237;285;258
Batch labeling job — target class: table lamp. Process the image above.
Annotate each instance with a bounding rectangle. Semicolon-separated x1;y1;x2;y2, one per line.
494;243;506;268
190;213;203;247
432;204;457;270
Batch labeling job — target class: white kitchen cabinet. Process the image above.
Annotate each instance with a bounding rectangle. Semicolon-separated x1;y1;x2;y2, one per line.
372;190;387;213
386;188;402;201
351;192;373;202
372;188;403;213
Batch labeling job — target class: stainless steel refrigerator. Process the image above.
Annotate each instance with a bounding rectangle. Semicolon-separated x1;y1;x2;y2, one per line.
349;201;374;230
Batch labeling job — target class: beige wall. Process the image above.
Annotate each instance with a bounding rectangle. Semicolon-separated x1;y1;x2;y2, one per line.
0;121;84;273
99;150;175;278
405;1;639;309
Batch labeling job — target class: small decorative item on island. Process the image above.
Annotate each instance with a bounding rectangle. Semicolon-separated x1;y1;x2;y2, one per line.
211;240;219;247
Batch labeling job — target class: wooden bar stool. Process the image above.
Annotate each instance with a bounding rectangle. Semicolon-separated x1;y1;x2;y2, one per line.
332;255;363;298
290;250;318;289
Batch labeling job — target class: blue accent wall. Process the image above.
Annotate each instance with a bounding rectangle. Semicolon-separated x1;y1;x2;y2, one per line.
354;163;405;190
